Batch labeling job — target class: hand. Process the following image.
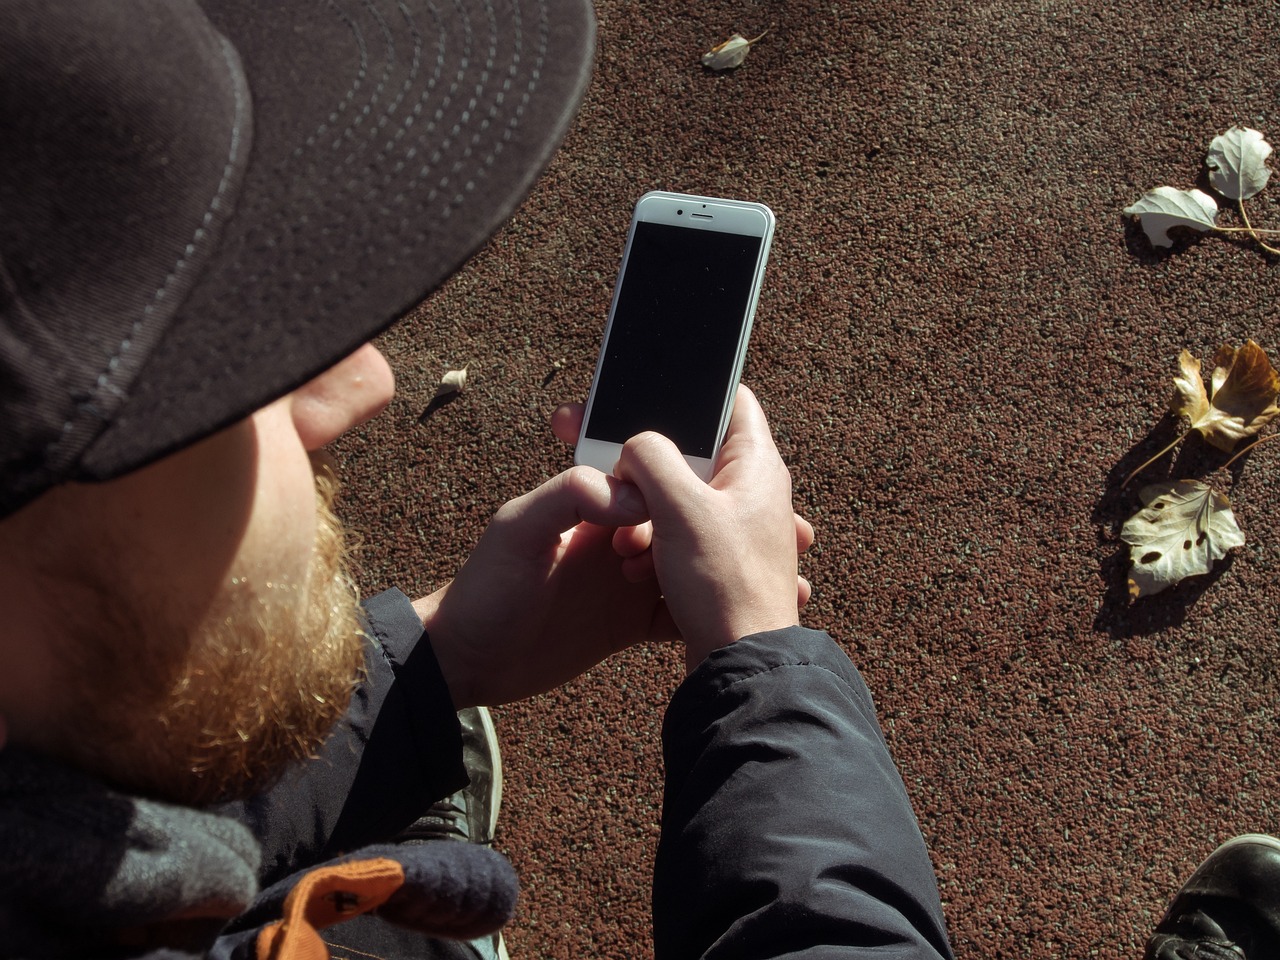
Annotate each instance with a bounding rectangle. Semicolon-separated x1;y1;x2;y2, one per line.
557;385;814;673
414;467;677;708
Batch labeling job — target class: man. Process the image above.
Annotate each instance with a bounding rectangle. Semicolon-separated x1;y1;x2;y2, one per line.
2;4;1268;960
0;3;954;957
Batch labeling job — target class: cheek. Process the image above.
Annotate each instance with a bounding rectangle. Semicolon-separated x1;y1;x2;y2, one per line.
235;414;320;588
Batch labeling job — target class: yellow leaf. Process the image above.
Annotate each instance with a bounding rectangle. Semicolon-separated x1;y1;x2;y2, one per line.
1121;480;1245;599
1169;340;1280;452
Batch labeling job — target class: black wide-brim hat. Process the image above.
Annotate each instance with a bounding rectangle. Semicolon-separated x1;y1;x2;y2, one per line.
0;0;594;516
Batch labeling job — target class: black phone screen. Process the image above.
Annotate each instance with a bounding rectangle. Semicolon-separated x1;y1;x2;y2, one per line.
583;221;763;457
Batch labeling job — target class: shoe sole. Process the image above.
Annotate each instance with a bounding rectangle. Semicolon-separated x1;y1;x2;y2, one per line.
476;705;503;840
1187;833;1280;878
473;708;506;960
1213;834;1280;857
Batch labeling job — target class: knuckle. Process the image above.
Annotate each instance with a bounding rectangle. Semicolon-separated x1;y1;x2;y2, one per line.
623;430;665;457
561;464;603;497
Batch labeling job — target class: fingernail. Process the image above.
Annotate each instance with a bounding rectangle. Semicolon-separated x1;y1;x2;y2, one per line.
615;483;646;516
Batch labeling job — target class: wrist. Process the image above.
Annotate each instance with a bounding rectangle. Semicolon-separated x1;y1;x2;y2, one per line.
411;583;478;709
682;611;801;675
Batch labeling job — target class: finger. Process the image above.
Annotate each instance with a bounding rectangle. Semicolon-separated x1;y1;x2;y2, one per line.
497;466;648;549
620;550;656;583
614;431;708;520
711;384;782;482
613;521;653;558
647;598;681;645
551;403;585;446
796;514;815;552
797;576;812;608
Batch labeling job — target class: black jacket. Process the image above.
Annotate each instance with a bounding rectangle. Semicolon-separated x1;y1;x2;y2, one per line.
0;589;953;959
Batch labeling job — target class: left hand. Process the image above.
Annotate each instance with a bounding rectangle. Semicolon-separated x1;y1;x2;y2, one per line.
414;465;676;708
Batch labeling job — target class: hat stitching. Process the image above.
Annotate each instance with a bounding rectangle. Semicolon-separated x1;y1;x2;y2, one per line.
444;4;514;194
368;5;428;147
425;0;499;195
182;1;548;339
424;0;491;199
294;0;370;156
48;32;251;465
374;2;546;250
377;3;441;166
443;0;545;203
231;0;473;288
338;0;425;161
308;0;435;167
331;0;400;149
223;2;440;293
347;0;398;136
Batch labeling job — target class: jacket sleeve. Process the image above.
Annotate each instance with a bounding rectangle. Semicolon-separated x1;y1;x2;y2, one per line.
218;588;468;887
654;627;954;960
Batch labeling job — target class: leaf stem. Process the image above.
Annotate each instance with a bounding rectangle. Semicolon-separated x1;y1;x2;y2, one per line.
1213;225;1280;237
1121;427;1192;489
1221;431;1280;472
1236;197;1280;255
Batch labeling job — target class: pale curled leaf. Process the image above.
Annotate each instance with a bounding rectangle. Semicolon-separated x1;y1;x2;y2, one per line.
1206;126;1273;200
1169;341;1280;451
1124;187;1219;247
433;365;468;400
701;30;767;71
1121;480;1244;599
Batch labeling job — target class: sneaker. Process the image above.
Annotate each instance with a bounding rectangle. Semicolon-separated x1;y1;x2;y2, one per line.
399;706;503;845
395;707;508;960
1146;834;1280;960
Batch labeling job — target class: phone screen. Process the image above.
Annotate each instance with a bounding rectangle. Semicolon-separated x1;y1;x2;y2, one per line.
582;221;764;457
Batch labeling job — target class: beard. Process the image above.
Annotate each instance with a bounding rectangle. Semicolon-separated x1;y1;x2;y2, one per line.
55;466;367;807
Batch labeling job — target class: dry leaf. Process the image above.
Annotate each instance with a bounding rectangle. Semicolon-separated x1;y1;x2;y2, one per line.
701;30;767;71
1206;126;1273;200
1121;480;1245;599
433;365;468;400
1124;186;1219;247
1169;340;1280;451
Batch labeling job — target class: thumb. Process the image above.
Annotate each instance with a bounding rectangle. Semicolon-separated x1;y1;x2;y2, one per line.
614;431;709;520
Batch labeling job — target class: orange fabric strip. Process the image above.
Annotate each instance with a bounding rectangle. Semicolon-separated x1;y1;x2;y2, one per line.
254;857;406;960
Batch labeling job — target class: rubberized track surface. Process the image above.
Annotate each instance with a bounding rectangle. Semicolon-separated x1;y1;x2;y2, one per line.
334;2;1280;956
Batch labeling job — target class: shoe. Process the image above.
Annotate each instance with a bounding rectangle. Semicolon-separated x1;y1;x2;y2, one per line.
1146;834;1280;960
398;706;503;846
396;707;508;960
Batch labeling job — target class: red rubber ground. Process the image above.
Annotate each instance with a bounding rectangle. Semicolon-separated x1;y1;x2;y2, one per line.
334;2;1280;956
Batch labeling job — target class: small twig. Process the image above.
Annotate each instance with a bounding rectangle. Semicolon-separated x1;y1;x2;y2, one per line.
1121;427;1192;489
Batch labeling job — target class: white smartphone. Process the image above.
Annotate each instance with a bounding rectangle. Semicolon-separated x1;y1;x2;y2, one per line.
574;191;775;481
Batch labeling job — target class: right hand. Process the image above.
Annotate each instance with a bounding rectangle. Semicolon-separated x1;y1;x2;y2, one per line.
611;385;813;672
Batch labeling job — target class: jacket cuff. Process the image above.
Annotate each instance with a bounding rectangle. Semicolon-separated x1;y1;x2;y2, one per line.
362;587;467;793
670;627;869;712
324;589;467;850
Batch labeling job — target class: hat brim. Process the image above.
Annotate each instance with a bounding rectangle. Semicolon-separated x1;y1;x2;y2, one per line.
78;0;594;480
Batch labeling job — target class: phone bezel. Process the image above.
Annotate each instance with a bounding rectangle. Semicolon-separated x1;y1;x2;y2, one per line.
574;191;775;481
